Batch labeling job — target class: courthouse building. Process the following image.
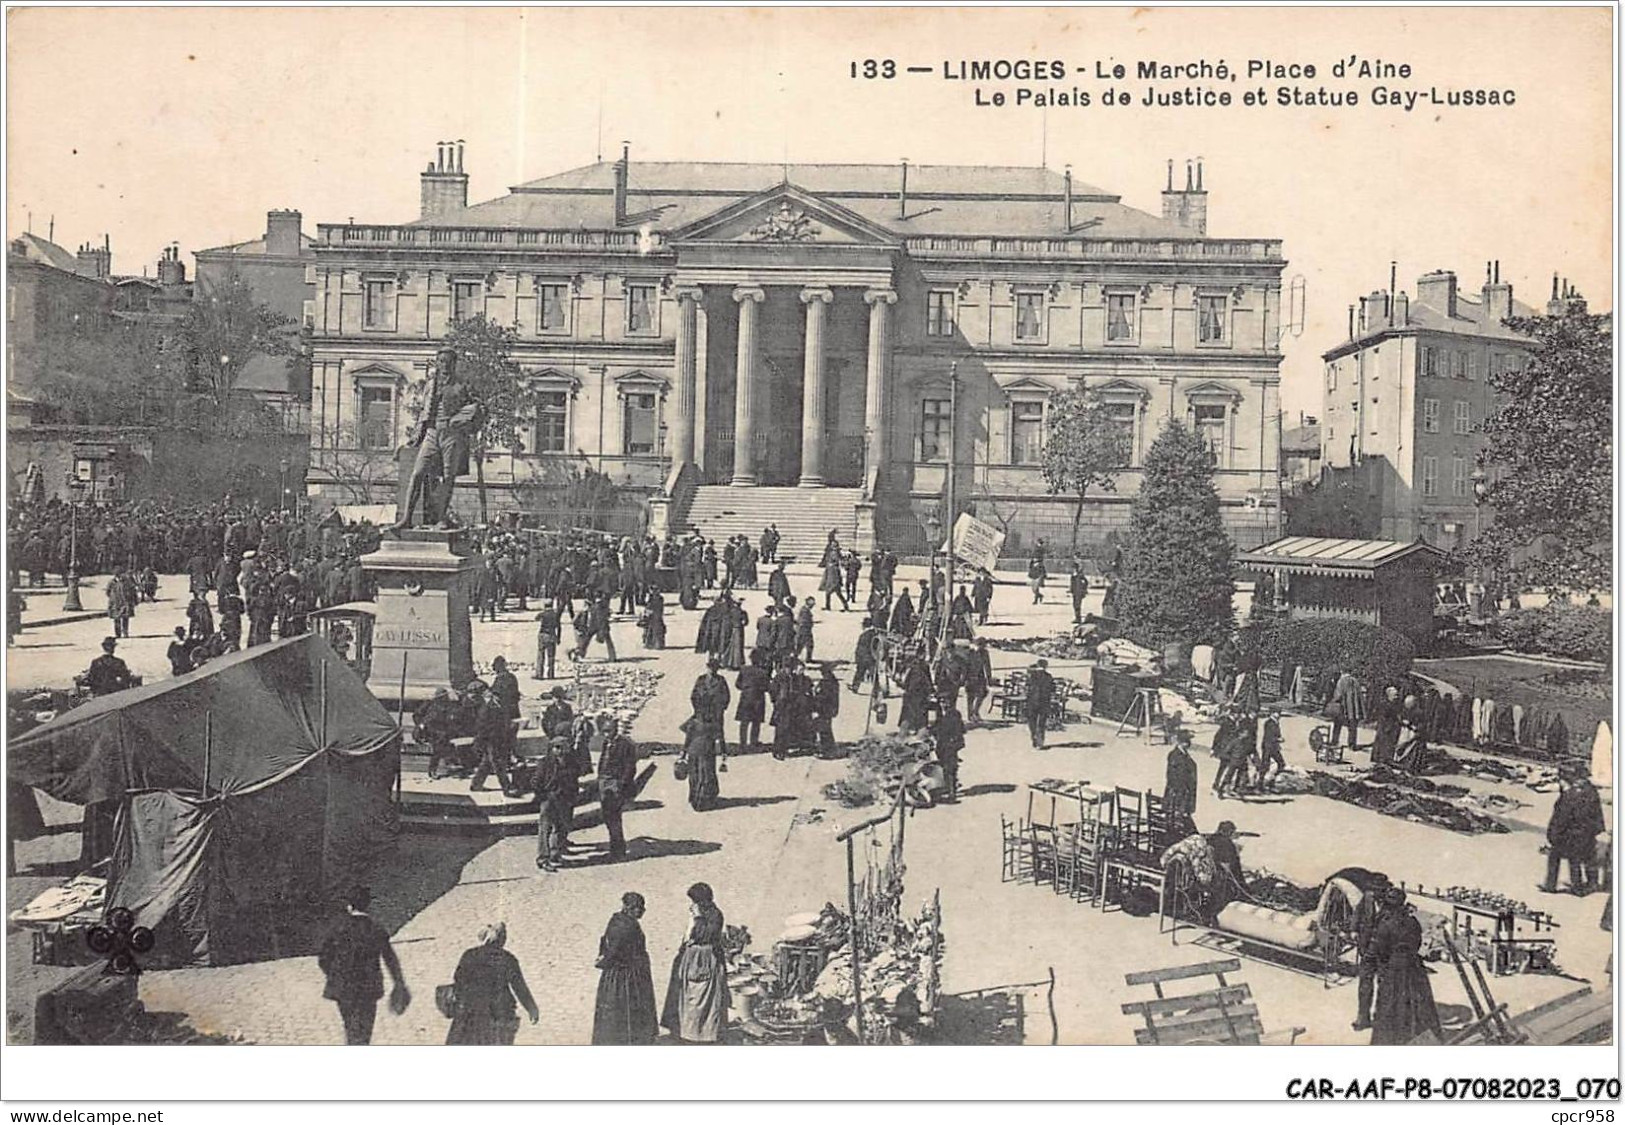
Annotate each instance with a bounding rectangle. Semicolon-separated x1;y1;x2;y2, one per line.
305;145;1287;553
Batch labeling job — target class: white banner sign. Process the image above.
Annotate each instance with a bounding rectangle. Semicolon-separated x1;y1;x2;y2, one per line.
950;513;1005;571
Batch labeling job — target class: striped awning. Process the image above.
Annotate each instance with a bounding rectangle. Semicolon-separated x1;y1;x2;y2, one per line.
1236;536;1445;579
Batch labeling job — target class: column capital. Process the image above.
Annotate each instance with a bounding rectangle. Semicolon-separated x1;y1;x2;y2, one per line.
799;286;834;305
864;288;897;307
673;285;704;304
731;286;766;305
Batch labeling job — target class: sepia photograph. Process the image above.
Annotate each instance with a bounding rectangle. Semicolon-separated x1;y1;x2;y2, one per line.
0;2;1617;1113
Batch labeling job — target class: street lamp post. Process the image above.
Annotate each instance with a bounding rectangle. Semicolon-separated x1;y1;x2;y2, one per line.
1470;464;1490;590
941;362;959;654
62;482;83;612
279;457;291;512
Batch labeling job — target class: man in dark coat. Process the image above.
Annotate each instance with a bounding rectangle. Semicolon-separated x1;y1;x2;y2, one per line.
1069;563;1089;623
533;740;573;872
1025;659;1056;749
84;638;133;696
1368;886;1442;1045
812;663;841;756
898;653;934;734
167;627;194;677
889;587;915;637
1206;820;1248;919
1543;772;1606;895
541;685;575;740
414;688;461;779
317;886;408;1045
534;603;561;680
468;683;518;796
931;704;966;800
965;637;993;724
595;715;638;861
1165;729;1199;819
1371;684;1404;767
490;655;521;724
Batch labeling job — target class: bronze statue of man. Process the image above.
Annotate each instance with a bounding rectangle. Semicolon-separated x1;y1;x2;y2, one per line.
395;346;486;529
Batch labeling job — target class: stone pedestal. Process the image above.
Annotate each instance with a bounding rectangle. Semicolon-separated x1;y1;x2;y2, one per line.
361;529;476;707
854;499;878;554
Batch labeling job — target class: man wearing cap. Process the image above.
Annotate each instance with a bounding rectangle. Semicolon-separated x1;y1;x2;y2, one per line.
541;685;574;740
1207;820;1248;917
413;688;460;780
965;637;993;725
1025;659;1056;749
467;681;519;795
595;714;638;862
534;601;560;680
931;703;966;801
84;637;134;696
1165;728;1199;819
795;597;816;663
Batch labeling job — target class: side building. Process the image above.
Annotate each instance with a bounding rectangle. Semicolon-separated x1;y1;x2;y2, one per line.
1319;264;1551;550
305;146;1286;552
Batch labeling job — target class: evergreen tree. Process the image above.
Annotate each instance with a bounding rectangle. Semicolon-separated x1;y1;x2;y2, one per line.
1471;303;1612;593
1114;421;1236;648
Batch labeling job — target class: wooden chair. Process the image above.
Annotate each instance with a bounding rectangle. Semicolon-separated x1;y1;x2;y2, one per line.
1121;958;1303;1045
1026;821;1058;886
1000;815;1032;883
1143;790;1172;853
1069;822;1105;902
1052;822;1086;897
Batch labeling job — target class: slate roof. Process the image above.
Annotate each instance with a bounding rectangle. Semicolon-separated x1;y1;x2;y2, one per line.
9;232;83;274
195;232;317;256
406;160;1199;240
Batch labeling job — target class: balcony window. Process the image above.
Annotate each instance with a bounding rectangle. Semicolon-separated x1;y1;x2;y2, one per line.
920;397;951;461
925;291;955;337
1107;293;1136;342
1014;292;1044;341
626;284;657;336
452;281;482;323
358;385;394;450
623;391;658;455
363;279;393;330
538;284;569;333
1197;295;1226;343
1011;400;1045;464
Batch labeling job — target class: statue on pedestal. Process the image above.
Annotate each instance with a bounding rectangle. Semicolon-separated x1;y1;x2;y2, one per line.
395;346;486;530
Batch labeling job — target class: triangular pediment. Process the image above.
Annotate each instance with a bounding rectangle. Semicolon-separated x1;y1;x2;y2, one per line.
670;184;900;247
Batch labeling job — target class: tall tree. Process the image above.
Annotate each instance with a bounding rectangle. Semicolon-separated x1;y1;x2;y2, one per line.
1472;304;1613;593
1038;386;1130;551
440;314;534;525
185;266;296;413
1114;421;1236;648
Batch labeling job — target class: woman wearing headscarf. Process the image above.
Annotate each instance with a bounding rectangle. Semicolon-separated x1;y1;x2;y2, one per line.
593;892;658;1044
1368;886;1442;1045
661;883;730;1043
444;922;539;1045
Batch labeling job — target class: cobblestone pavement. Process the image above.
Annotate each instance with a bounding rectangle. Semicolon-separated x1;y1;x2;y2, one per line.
7;566;1612;1045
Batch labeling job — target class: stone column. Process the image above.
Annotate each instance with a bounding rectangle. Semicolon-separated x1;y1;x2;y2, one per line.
731;287;766;486
671;287;702;467
863;288;897;488
798;287;834;487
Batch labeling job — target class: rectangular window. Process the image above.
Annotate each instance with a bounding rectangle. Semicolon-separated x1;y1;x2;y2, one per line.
363;279;393;329
1107;293;1136;342
1105;401;1137;467
1192;403;1227;462
358;386;394;450
1422;398;1440;433
626;284;656;335
925;291;955;337
1421;455;1438;497
1420;346;1438;378
1014;292;1044;341
1451;350;1466;379
452;281;482;323
1467;352;1479;380
1326;363;1337;391
538;284;569;332
623;392;657;455
1452;457;1469;498
1197;295;1227;343
919;398;951;460
1453;400;1471;435
1011;400;1045;464
534;391;568;453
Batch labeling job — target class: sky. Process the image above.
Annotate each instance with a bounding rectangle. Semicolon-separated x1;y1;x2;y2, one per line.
5;5;1614;417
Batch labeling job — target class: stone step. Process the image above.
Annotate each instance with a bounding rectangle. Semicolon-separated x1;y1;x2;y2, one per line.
685;486;863;557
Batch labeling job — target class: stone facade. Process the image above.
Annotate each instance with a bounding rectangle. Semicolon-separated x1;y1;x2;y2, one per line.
305;149;1286;549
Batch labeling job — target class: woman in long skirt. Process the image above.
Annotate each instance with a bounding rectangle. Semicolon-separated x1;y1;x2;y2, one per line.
445;922;540;1044
593;893;658;1044
661;882;730;1042
1369;887;1442;1045
685;720;720;811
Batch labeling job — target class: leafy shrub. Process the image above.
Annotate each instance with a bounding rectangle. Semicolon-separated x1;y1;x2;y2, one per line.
1495;603;1612;664
1256;617;1416;689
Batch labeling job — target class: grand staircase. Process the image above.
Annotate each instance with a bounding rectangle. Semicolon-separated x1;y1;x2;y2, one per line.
682;485;863;561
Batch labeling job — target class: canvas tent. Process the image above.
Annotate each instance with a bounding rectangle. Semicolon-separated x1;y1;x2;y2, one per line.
9;635;400;966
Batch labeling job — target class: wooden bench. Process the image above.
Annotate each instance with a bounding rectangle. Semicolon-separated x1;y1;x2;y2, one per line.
1121;958;1303;1045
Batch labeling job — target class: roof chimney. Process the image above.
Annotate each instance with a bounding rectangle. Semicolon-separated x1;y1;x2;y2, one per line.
420;140;470;220
898;158;909;220
614;142;630;226
1063;165;1074;232
1160;156;1208;236
1482;257;1513;323
75;237;111;279
266;209;303;258
156;242;186;287
1393;290;1409;325
1416;269;1458;319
